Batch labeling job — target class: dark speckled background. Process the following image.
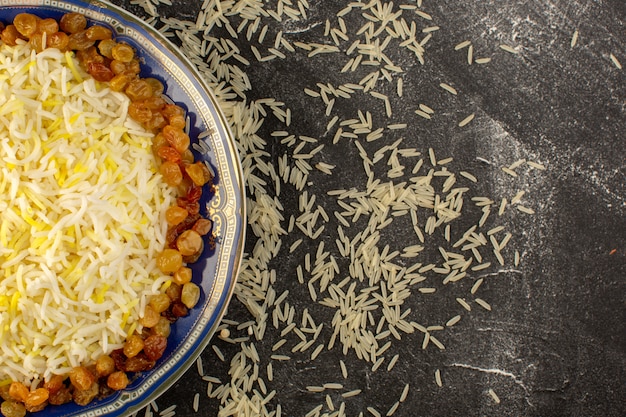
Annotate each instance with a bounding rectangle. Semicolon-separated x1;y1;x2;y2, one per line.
109;1;624;416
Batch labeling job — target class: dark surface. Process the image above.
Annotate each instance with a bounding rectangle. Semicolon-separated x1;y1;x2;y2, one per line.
109;1;625;416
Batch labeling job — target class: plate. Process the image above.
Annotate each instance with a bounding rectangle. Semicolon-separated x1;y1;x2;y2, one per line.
0;1;245;416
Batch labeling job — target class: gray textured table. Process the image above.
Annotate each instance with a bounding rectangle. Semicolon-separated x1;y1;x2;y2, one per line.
111;1;625;416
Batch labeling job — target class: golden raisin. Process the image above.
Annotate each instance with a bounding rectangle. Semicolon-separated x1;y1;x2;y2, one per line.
72;382;98;406
161;104;186;129
185;162;213;186
111;42;135;62
176;230;203;257
29;32;46;53
165;282;182;302
85;25;112;41
152;317;171;338
123;334;144;358
43;375;65;395
128;101;153;124
140;304;160;328
8;382;28;403
67;30;95;50
48;387;72;406
181;282;201;309
69;366;96;391
98;38;116;58
109;73;133;92
24;388;49;408
157;146;182;163
149;293;171;313
173;266;193;285
165;206;188;226
107;372;129;391
144;77;165;96
1;25;22;46
95;354;115;377
36;18;58;35
13;13;39;38
162;125;190;154
125;79;153;101
47;32;69;50
192;218;213;236
144;112;167;131
180;149;195;164
60;12;87;34
160;160;183;186
156;249;183;273
1;400;26;417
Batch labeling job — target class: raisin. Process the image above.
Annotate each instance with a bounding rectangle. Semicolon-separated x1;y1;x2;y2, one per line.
165;283;182;303
88;62;114;82
166;213;201;248
1;401;26;417
160;160;183;187
125;79;153;101
165;206;189;226
139;304;159;328
176;230;203;257
181;282;201;309
109;72;133;91
43;375;65;395
192;218;212;236
8;382;28;403
36;18;58;35
123;334;144;358
162;125;190;154
1;25;23;46
143;335;167;361
161;104;186;129
173;266;193;285
0;385;10;401
69;366;96;391
60;12;86;34
13;13;39;38
128;101;153;124
29;32;46;53
152;317;171;338
171;302;189;318
186;185;202;203
24;388;49;409
85;25;112;41
180;149;195;164
157;146;182;163
149;293;171;313
48;387;72;406
73;382;98;406
111;43;135;62
68;30;95;51
144;77;164;96
124;354;155;373
98;38;116;58
107;372;129;391
95;354;115;377
156;249;183;273
47;32;69;50
144;111;167;131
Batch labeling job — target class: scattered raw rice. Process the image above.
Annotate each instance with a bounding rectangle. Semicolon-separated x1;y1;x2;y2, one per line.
440;82;458;95
434;369;442;387
458;113;476;127
610;53;622;69
571;29;579;48
499;44;519;54
488;388;501;404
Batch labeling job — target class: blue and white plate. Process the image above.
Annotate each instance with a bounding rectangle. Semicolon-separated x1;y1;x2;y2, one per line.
0;1;245;416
